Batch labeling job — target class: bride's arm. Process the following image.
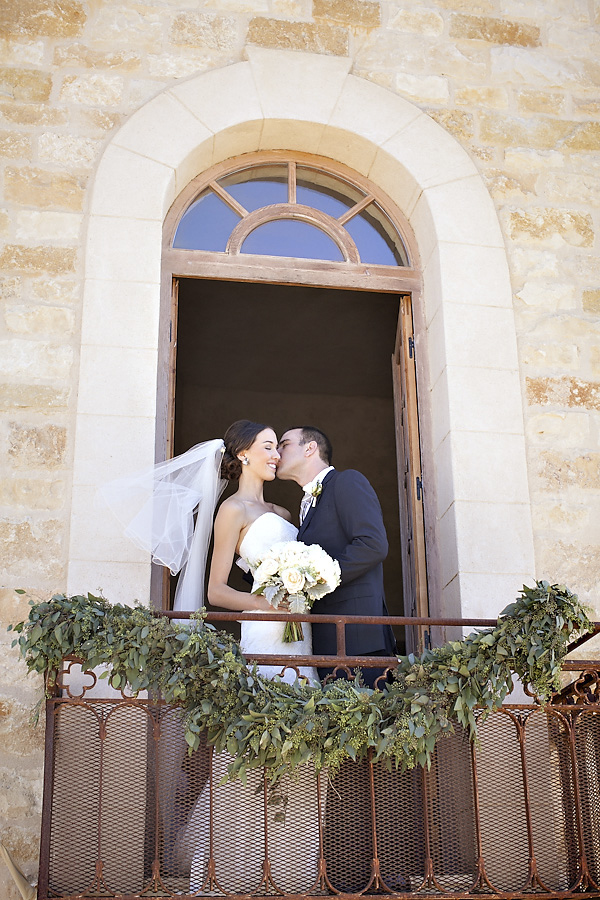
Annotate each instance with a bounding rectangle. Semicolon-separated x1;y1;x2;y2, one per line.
207;503;273;611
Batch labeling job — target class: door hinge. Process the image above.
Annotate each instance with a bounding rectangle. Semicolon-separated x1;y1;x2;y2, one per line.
424;629;431;650
408;336;415;359
416;476;423;501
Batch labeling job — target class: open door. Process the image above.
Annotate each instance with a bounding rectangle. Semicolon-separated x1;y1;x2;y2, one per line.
392;293;429;654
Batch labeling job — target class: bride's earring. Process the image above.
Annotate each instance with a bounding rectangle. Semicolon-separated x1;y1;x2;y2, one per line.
241;456;249;466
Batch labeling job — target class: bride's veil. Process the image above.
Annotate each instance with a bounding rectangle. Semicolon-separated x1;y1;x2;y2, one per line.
96;439;227;612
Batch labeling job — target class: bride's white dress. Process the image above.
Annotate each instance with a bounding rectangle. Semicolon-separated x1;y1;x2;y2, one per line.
238;512;318;684
176;512;320;893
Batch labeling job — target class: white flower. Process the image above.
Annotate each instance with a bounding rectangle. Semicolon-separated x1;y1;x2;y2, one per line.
254;556;279;582
280;566;306;594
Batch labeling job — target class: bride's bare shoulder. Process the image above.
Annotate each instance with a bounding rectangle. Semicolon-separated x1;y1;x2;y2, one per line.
215;496;247;526
271;503;292;523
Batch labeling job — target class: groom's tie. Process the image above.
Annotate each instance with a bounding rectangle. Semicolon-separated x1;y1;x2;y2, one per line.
299;492;312;525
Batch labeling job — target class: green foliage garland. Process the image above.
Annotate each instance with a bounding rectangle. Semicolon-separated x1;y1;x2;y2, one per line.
9;581;590;783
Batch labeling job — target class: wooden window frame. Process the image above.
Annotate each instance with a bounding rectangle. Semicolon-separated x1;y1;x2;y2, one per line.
158;152;429;631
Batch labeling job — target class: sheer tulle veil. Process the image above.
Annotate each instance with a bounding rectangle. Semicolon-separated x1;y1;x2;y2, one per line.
96;439;226;612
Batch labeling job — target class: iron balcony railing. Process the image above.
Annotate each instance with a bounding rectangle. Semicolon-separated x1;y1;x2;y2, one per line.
38;612;600;900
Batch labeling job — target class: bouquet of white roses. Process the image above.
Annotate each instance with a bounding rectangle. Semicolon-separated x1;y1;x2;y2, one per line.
249;540;341;642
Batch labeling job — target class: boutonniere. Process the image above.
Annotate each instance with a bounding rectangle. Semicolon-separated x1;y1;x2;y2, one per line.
310;482;322;505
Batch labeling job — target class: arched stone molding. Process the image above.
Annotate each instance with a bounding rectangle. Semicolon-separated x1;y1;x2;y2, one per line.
68;46;535;621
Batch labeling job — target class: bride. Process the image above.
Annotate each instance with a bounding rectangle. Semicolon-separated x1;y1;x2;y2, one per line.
99;419;320;893
207;419;318;683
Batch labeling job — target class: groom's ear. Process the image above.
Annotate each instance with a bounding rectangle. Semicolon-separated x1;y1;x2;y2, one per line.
304;440;318;457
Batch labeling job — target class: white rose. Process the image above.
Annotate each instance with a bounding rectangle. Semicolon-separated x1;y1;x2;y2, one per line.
280;566;306;594
255;556;279;580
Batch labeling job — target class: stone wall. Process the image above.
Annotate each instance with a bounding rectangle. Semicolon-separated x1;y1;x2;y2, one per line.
0;0;598;893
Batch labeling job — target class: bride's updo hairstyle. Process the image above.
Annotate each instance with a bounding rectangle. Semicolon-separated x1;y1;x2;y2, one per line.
221;419;270;481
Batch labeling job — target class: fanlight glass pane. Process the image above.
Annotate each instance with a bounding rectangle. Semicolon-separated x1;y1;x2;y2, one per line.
296;167;364;218
219;166;288;211
241;220;345;261
344;203;409;266
173;190;241;251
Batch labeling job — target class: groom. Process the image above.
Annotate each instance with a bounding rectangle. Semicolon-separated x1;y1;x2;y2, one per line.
276;425;396;687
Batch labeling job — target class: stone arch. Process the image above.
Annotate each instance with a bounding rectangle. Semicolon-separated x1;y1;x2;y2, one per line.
68;46;535;621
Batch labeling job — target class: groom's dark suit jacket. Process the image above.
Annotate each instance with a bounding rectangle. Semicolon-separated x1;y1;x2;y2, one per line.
297;468;396;658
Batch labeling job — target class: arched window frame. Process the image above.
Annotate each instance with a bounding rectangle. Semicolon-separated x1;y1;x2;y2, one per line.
160;151;428;644
162;151;421;292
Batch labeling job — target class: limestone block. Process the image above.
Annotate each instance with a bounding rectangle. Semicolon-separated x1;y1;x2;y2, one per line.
527;376;600;411
450;13;540;46
537;540;600;599
584;290;600;314
427;108;474;141
0;339;73;380
53;43;141;71
396;71;450;104
0;66;51;102
526;411;591;447
0;130;31;158
32;278;79;304
0;276;21;300
455;85;508;108
93;5;164;49
0;38;44;66
574;97;600;116
510;248;560;281
537;451;600;491
480;112;576;150
355;30;428;75
0;519;63;580
170;12;240;48
0;476;65;510
8;423;67;469
534;502;589;534
517;89;566;115
4;305;76;336
388;8;444;34
0;0;86;39
430;40;489;81
0;101;67;126
491;45;581;89
0;245;77;275
0;208;9;235
508;209;594;247
77;109;123;135
0;695;45;755
146;53;210;79
0;383;69;413
247;17;349;55
504;148;564;173
564;122;600;151
5;167;86;211
60;73;124;107
521;341;579;371
270;0;304;14
542;172;600;206
488;172;535;201
516;282;575;310
0;767;43;818
526;314;600;343
15;211;82;243
591;347;600;376
313;0;381;28
38;133;98;169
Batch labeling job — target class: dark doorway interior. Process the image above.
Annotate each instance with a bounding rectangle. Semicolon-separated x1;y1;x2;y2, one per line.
173;278;404;646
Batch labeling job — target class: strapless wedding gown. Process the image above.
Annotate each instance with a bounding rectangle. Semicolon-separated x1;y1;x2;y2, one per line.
238;511;318;684
175;512;320;893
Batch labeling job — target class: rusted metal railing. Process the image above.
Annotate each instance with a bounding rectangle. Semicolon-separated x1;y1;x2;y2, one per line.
37;612;600;900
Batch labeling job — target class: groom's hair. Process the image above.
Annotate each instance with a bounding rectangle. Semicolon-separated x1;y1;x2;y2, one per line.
294;426;332;465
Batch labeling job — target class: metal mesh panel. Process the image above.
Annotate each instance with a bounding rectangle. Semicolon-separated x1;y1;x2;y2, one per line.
41;696;600;899
424;728;477;891
523;710;570;891
48;703;102;895
475;709;531;892
574;710;600;886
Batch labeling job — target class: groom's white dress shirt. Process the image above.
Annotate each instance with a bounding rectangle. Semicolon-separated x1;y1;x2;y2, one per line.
299;466;335;524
